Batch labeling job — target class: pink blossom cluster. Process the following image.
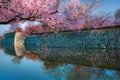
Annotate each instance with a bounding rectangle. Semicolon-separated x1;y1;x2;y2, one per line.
0;0;114;33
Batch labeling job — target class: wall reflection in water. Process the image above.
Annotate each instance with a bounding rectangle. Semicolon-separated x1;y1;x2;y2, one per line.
32;46;120;70
0;44;120;80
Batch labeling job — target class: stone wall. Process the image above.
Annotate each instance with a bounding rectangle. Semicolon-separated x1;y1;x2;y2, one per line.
25;29;120;49
0;32;15;50
0;32;26;56
1;28;120;49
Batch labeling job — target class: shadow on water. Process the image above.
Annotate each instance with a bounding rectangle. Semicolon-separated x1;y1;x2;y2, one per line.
0;43;120;80
1;31;120;80
41;48;120;68
31;47;120;71
1;41;120;71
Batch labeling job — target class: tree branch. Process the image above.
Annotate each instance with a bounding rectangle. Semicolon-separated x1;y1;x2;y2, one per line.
0;15;18;24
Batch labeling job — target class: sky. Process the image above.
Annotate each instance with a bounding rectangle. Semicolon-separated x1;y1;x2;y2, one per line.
0;25;11;35
100;0;120;13
0;0;120;35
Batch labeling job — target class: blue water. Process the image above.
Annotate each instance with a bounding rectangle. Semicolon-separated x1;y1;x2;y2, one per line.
0;50;54;80
0;49;120;80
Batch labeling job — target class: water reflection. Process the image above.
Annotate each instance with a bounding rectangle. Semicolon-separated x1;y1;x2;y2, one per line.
44;63;120;80
0;44;120;80
28;46;120;70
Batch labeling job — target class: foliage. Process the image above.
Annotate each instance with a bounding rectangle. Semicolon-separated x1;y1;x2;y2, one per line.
83;13;113;29
26;51;40;61
16;27;23;32
0;0;114;33
0;0;61;24
0;36;3;39
114;9;120;25
24;26;42;35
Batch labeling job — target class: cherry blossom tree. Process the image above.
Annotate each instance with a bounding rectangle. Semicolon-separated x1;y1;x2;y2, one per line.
83;13;113;29
114;9;120;25
24;26;42;35
0;0;106;32
61;0;100;30
0;0;60;24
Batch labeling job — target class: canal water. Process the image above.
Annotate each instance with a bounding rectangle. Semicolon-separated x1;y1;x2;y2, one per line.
0;44;120;80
